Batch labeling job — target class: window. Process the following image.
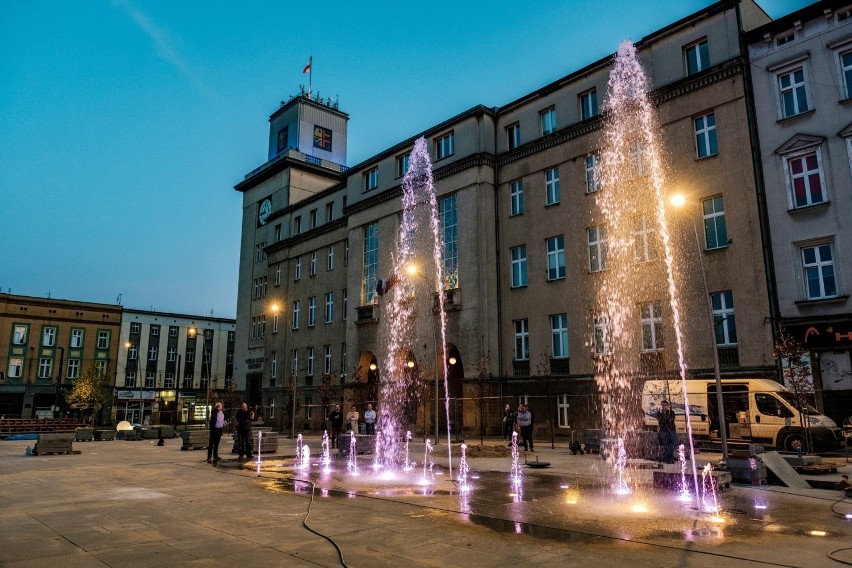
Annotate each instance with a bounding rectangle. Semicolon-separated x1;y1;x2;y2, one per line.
507;123;520;150
440;194;458;290
294;216;302;235
588;226;608;272
510;180;523;216
694;113;717;158
545;167;560;205
634;215;658;262
585;153;600;193
436;132;454;160
396;153;410;177
148;345;158;361
786;151;825;208
308;296;317;327
307;347;315;377
702;196;728;249
38;358;52;379
70;328;83;348
12;325;26;345
277;126;289;153
128;345;138;360
364;167;379;191
271;351;278;378
94;361;107;376
292;350;299;375
776;31;794;46
145;371;155;388
801;243;838;300
711;291;737;346
580;89;598;120
514;319;530;361
255;242;267;263
551;313;569;359
186;347;195;363
274;223;282;241
150;325;160;336
631;142;647;177
67;359;80;379
557;395;570;428
226;351;234;365
309;209;318;229
540;107;556;135
169;326;178;337
343;288;348;321
778;67;810;118
842;51;852;99
684;39;709;75
363;223;378;303
167;347;176;362
228;331;235;342
310;252;317;276
8;358;22;378
295;257;302;280
183;374;193;389
326;202;334;222
275;263;281;286
292;300;301;330
42;327;56;347
344;239;349;266
640;301;664;352
125;371;136;387
325;292;334;323
546;236;565;281
324;345;332;374
510;245;527;288
96;330;109;349
163;372;175;389
327;245;334;271
273;311;279;333
130;322;141;334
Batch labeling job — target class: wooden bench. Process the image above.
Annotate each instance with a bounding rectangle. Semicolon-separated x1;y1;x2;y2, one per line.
33;433;78;455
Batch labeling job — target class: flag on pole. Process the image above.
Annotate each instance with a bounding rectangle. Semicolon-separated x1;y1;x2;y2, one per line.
303;58;312;74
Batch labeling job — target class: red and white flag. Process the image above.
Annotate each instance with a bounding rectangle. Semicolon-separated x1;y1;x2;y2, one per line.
303;58;311;74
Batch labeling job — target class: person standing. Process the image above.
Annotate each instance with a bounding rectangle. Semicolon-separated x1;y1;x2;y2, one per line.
502;403;516;442
329;404;343;448
235;402;254;460
206;402;226;464
363;403;376;435
656;399;677;464
517;404;533;451
346;405;359;434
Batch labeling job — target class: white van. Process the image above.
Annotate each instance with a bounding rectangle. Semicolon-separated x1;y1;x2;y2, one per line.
642;378;843;452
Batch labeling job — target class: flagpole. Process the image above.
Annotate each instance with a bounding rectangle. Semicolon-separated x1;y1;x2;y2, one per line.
309;56;313;97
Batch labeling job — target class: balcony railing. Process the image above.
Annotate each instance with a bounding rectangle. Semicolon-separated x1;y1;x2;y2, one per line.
513;360;531;377
550;358;570;375
717;346;739;368
356;304;378;324
244;148;348;180
432;288;462;312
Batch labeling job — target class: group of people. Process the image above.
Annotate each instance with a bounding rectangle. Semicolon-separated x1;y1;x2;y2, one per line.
327;403;377;448
502;403;534;452
204;401;255;464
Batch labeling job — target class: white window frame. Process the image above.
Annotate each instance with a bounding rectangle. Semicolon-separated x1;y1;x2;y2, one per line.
327;245;334;271
694;112;717;158
275;263;281;286
510;245;527;288
343;288;348;321
8;357;22;378
640;301;665;352
777;64;811;119
396;153;410;177
702;195;728;250
309;209;317;229
273;312;279;333
271;351;278;378
310;252;317;276
711;291;737;346
292;350;299;375
325;292;334;323
510;180;523;216
167;346;176;362
42;327;56;347
588;226;607;273
295;257;302;281
507;123;520;150
148;345;158;361
513;319;530;361
800;241;839;300
324;345;332;375
634;215;657;262
435;132;454;160
593;313;611;356
585;153;600;193
546;235;565;281
307;347;315;377
146;371;156;388
840;49;852;100
292;300;301;330
38;357;53;379
784;148;827;209
150;325;160;336
580;88;598;120
364;167;379;191
67;359;80;379
308;296;317;327
130;322;141;334
164;372;176;389
70;329;83;348
684;38;709;75
540;107;556;136
557;395;570;429
96;331;109;350
125;371;136;387
551;313;569;359
545;167;560;205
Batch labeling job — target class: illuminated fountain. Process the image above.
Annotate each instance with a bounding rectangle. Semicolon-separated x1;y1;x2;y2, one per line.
347;432;359;476
596;40;699;497
509;432;522;490
321;431;331;474
677;444;691;502
457;444;470;494
418;438;435;485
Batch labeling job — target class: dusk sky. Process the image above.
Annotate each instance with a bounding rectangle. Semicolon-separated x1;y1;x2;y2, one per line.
1;0;810;318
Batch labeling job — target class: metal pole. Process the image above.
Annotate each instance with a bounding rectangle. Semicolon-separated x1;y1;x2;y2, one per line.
291;378;297;440
53;347;64;418
691;218;729;462
138;345;144;424
175;354;181;428
434;320;440;445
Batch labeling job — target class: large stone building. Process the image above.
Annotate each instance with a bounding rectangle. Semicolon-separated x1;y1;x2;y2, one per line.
114;310;236;425
234;1;790;437
746;0;852;426
0;293;122;420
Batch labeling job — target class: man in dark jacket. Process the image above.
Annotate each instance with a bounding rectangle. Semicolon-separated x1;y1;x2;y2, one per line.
656;399;677;463
235;402;254;460
329;404;343;448
206;402;226;464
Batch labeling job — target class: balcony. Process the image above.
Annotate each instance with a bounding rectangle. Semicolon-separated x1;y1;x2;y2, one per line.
717;346;739;368
550;358;570;375
513;360;531;377
355;304;378;325
432;288;462;312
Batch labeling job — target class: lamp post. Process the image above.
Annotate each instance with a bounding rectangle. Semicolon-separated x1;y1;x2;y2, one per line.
53;347;64;419
670;193;729;462
174;354;182;427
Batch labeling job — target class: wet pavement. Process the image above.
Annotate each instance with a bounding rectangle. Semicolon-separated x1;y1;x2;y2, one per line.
0;434;849;567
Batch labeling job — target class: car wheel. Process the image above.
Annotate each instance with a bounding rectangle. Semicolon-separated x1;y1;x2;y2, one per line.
784;434;803;452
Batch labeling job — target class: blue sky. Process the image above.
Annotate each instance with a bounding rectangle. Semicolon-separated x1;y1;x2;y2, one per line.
0;0;810;318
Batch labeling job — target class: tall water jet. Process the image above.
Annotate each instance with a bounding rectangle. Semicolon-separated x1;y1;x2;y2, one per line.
376;136;452;473
596;40;698;492
321;431;331;474
510;431;522;489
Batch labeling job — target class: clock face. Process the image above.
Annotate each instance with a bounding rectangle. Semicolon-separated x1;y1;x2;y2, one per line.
258;198;272;225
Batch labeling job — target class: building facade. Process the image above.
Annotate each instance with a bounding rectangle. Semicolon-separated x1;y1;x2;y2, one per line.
747;0;852;426
234;0;789;437
115;310;236;425
0;293;121;420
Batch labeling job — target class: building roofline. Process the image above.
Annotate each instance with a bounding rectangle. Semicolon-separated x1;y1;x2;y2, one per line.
122;307;236;325
745;0;846;43
234;154;343;193
0;292;123;313
269;93;350;122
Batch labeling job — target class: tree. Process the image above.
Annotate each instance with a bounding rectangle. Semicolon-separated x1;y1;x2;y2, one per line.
472;354;495;445
222;381;242;431
535;354;556;450
775;328;815;454
66;363;109;426
318;372;341;428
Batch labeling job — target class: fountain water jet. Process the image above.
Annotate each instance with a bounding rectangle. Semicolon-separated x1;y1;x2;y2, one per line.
510;432;522;489
321;431;331;474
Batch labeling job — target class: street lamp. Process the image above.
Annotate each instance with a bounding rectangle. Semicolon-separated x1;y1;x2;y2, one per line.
670;193;729;462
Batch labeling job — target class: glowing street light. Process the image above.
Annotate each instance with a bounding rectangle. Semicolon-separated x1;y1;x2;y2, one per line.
669;192;729;462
